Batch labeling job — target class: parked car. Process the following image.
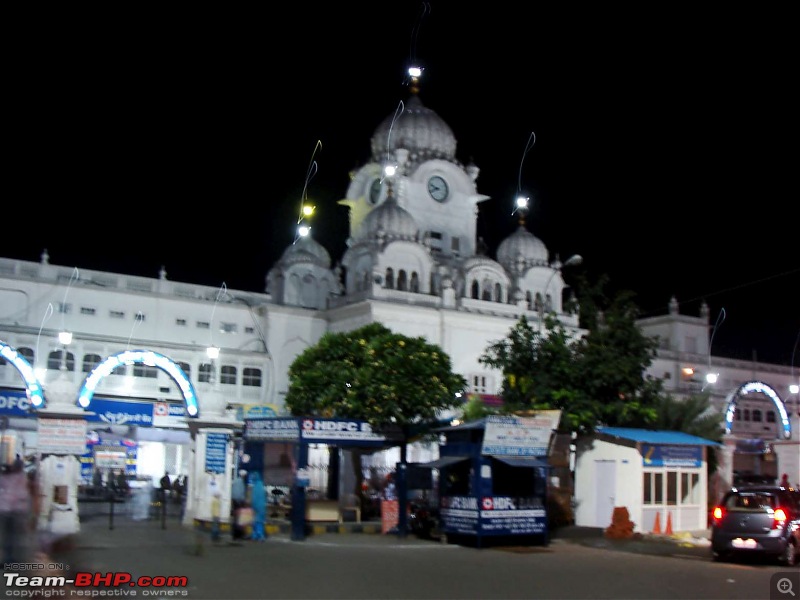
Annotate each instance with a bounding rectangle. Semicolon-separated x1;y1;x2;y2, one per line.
711;484;800;565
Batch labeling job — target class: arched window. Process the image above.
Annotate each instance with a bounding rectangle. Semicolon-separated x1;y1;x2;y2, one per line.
494;283;502;302
410;272;420;293
526;291;533;309
82;353;102;373
752;409;762;423
471;280;479;299
221;365;237;385
545;294;553;312
397;270;408;291
481;285;492;301
534;293;543;312
198;363;213;383
48;350;75;371
242;367;262;387
385;268;394;289
177;362;191;378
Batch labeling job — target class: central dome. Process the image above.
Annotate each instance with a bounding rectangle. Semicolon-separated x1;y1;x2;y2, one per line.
370;95;456;163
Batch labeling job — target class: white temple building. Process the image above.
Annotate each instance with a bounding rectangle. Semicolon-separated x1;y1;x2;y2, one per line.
0;70;796;526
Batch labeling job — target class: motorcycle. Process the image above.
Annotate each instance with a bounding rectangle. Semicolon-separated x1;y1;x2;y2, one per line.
409;501;440;540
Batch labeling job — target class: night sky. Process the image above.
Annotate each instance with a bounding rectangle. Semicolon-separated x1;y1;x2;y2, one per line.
5;4;798;365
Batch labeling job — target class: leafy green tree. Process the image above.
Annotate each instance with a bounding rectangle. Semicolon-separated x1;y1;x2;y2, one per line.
479;285;667;433
285;322;466;531
286;323;466;430
572;289;663;430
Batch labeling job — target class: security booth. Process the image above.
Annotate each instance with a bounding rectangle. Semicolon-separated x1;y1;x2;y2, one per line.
423;411;561;547
574;427;720;534
242;416;403;540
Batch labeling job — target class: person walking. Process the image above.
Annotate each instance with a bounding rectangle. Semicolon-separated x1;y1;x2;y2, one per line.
230;469;248;542
159;472;171;504
249;471;267;541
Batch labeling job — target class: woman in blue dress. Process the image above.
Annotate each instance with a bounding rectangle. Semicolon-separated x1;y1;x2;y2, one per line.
249;471;267;541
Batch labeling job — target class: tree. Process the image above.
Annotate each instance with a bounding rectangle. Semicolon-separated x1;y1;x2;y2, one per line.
285;322;467;532
571;289;663;430
286;323;466;429
478;285;667;433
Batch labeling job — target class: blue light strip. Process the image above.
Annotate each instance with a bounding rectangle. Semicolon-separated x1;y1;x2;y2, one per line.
0;340;46;409
78;349;200;418
724;380;791;440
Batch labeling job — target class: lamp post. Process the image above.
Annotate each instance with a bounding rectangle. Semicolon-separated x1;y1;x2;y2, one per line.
538;254;582;333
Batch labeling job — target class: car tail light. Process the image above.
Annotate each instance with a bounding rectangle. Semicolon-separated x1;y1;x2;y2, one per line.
712;506;724;522
773;507;788;528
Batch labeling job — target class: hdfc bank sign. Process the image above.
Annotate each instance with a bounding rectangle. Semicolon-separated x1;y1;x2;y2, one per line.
0;389;34;416
300;418;388;444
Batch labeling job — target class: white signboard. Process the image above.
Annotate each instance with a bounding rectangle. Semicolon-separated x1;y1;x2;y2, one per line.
38;418;88;455
481;412;561;456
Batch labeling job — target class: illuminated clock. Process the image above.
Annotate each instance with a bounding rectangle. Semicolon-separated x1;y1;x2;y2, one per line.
427;175;449;202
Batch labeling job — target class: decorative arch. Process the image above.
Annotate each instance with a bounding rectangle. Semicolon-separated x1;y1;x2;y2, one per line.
78;350;200;418
0;340;45;409
723;380;790;440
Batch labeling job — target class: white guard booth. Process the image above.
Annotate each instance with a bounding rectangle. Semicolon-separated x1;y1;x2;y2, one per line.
574;427;720;534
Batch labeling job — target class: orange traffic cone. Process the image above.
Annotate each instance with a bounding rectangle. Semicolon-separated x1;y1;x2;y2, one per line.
665;513;673;536
652;512;661;534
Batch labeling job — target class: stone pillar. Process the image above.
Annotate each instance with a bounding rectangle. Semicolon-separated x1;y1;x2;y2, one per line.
181;385;242;527
36;369;92;538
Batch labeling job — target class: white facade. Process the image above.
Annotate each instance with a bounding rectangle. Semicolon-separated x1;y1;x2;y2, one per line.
1;73;797;527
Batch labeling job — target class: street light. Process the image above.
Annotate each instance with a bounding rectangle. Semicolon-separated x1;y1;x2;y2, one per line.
538;254;582;333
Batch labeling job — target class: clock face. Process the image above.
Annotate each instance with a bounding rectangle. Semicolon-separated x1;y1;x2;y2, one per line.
368;178;382;205
427;175;449;202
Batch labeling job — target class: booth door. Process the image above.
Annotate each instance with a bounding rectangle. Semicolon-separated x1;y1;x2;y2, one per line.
594;460;617;527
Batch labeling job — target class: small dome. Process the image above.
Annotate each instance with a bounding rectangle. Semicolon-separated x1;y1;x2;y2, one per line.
278;234;331;268
370;95;456;163
363;192;418;242
496;225;549;271
463;255;503;271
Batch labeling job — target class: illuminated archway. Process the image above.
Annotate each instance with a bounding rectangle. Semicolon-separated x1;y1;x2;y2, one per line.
0;340;45;409
723;380;790;440
78;350;200;418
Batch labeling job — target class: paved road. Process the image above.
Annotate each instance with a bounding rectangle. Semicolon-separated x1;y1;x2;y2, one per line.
2;516;794;600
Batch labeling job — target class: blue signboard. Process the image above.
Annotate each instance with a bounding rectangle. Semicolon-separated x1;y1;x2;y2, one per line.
86;397;155;427
205;432;228;474
642;444;702;468
243;417;402;446
0;388;36;415
440;495;547;537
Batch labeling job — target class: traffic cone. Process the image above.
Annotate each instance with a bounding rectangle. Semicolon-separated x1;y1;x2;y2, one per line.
665;513;673;536
652;512;661;534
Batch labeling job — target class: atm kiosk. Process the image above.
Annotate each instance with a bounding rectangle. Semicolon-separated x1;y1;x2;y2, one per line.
424;412;560;547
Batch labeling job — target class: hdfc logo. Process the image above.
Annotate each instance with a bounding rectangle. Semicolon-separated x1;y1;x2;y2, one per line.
482;497;494;510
